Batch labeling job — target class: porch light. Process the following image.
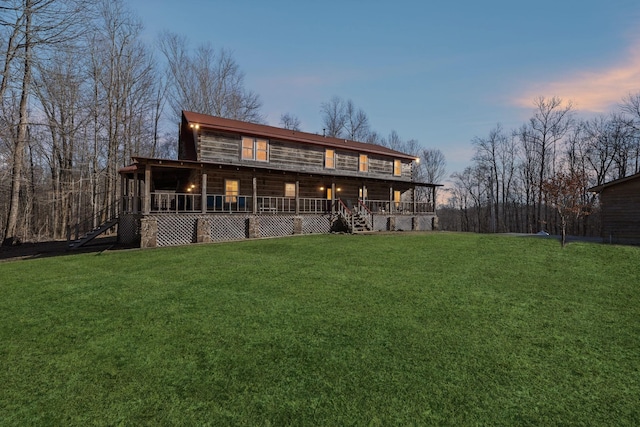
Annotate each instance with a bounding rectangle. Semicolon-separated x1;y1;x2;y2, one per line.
319;186;324;191
190;123;200;130
337;188;341;192
415;157;420;164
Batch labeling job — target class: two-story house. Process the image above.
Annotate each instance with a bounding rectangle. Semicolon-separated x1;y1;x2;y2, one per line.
118;110;440;247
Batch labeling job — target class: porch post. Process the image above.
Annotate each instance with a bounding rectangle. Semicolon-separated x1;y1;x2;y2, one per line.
412;187;416;214
389;186;393;214
331;182;336;214
201;172;207;213
295;180;300;215
433;186;437;213
143;163;151;214
252;176;258;214
120;174;126;215
133;171;139;213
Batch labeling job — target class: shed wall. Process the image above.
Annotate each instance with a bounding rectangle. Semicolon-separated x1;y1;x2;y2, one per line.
600;178;640;244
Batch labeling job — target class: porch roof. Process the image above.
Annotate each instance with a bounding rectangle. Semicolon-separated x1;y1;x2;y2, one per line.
119;156;442;188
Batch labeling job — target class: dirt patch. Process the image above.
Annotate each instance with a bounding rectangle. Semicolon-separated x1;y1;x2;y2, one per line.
0;236;131;262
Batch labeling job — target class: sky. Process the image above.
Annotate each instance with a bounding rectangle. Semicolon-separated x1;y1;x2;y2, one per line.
129;0;640;182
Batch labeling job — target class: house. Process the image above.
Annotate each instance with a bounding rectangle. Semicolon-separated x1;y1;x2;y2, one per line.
589;172;640;245
117;111;441;247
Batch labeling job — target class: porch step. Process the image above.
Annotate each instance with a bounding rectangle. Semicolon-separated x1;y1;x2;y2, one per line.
341;212;371;233
68;218;118;250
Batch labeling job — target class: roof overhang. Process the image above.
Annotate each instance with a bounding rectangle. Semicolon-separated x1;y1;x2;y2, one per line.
589;172;640;193
121;156;441;188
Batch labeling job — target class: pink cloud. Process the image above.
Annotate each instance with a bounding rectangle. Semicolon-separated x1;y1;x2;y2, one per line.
514;41;640;112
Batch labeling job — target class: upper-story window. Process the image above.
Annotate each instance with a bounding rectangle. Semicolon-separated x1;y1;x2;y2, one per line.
394;159;402;176
359;154;368;172
325;149;335;169
242;137;269;161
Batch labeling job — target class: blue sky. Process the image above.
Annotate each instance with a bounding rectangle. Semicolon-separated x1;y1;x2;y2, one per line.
129;0;640;180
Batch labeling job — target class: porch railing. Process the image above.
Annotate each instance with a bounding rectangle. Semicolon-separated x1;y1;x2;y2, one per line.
123;194;435;215
365;199;434;214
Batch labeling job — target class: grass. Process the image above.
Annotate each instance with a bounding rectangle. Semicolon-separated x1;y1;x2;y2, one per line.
1;233;639;425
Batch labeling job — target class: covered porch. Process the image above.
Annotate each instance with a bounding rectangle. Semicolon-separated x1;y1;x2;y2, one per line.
119;157;437;217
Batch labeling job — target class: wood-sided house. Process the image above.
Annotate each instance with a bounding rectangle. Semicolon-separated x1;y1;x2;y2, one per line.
590;172;640;245
117;111;440;247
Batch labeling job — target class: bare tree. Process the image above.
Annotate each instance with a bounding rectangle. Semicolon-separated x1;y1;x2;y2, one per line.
320;96;371;141
420;148;446;184
85;0;160;223
33;47;89;238
320;96;346;138
159;31;263;123
2;0;87;246
520;96;573;232
343;99;370;141
279;112;301;131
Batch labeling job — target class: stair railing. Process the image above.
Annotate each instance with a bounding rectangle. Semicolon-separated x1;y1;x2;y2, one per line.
67;199;120;244
336;198;354;231
356;200;373;230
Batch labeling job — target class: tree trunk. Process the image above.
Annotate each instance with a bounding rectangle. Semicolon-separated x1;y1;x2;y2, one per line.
3;4;32;246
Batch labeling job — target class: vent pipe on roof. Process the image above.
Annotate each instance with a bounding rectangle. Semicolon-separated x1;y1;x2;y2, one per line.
323;128;326;137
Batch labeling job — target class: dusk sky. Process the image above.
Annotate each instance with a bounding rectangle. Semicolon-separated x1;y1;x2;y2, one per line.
129;0;640;183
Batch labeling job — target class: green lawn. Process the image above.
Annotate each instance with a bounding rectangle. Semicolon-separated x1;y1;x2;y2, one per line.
1;233;639;425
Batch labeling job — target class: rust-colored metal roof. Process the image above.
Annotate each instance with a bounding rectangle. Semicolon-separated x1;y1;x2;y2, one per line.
182;110;418;161
118;163;140;174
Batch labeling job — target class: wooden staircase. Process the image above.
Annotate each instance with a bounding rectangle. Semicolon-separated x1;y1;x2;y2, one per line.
350;211;371;233
67;201;119;250
68;218;118;249
336;199;372;233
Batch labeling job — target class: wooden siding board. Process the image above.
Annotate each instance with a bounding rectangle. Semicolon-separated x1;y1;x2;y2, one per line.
199;131;240;163
599;179;640;243
192;129;419;183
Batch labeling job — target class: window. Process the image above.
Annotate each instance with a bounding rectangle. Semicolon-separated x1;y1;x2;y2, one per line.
256;139;268;161
359;154;368;172
325;149;335;169
285;183;296;198
394;159;402;176
242;137;254;160
394;190;401;208
241;137;268;161
225;179;239;203
326;188;333;200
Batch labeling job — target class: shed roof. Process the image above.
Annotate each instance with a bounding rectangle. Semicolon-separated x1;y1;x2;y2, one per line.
182;111;419;161
589;172;640;193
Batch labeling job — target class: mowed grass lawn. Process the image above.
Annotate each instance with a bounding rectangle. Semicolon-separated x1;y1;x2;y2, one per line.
1;233;639;425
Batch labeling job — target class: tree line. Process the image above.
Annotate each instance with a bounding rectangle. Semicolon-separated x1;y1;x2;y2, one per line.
0;0;446;245
0;0;262;245
441;95;640;236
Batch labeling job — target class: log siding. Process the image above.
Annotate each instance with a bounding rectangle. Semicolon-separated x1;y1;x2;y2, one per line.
196;130;412;181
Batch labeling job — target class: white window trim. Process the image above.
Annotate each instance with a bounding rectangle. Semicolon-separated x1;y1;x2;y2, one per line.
325;149;335;169
241;136;269;162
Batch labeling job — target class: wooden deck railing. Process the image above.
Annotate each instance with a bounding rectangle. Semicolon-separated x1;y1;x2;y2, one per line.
122;194;435;215
365;199;434;214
